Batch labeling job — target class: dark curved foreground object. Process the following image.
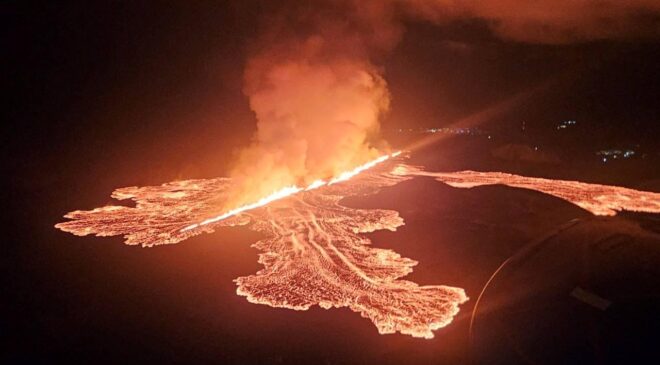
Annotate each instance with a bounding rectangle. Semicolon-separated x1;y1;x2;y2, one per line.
471;214;660;364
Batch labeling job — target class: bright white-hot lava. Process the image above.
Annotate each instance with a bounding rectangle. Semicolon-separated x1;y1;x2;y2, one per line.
182;152;401;232
180;185;303;232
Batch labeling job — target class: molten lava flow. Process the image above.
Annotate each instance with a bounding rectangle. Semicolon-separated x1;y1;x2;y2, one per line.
412;170;660;216
180;185;303;232
182;152;401;232
56;153;467;338
57;160;657;338
328;151;401;185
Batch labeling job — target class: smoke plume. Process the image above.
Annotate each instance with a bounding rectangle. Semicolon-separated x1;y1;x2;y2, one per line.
228;1;402;206
228;0;660;207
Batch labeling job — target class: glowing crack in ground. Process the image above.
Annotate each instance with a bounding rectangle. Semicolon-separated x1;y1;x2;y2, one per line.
56;161;660;338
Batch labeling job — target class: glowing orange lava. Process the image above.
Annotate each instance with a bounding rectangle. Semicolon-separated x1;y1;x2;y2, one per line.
56;158;658;338
413;170;660;216
56;153;467;338
182;151;401;232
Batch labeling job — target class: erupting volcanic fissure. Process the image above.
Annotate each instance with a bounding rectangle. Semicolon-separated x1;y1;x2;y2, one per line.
182;152;401;232
56;156;660;338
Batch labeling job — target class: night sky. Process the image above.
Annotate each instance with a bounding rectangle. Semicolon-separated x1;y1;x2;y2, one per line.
4;1;660;364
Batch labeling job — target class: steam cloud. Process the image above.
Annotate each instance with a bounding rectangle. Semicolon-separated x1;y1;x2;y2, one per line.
229;0;660;206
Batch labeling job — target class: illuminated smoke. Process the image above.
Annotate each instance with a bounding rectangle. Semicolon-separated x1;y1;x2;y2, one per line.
400;0;660;44
229;0;660;209
229;1;402;207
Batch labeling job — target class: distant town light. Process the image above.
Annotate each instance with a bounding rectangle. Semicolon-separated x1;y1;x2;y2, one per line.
596;149;636;160
556;120;577;130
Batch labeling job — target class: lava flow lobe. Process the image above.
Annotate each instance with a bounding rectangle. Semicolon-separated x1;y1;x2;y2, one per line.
415;170;660;216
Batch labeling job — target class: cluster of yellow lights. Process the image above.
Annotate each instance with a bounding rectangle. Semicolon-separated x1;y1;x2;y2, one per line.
181;151;401;232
